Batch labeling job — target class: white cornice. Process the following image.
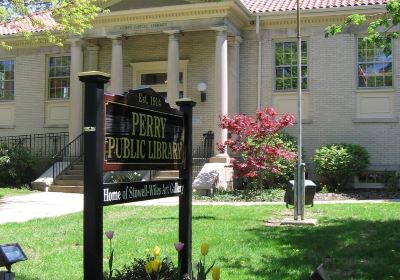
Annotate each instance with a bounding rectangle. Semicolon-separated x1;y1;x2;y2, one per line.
93;1;249;28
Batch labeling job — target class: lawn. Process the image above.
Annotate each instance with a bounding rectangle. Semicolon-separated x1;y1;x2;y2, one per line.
0;187;32;199
0;203;399;280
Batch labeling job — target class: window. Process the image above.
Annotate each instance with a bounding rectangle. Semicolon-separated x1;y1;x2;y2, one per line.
275;41;307;91
131;61;188;101
48;56;70;99
0;60;15;101
357;38;392;88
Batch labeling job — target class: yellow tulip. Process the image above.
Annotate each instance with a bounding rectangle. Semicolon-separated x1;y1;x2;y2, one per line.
151;259;161;272
201;243;209;256
153;245;160;257
212;267;221;280
145;261;152;274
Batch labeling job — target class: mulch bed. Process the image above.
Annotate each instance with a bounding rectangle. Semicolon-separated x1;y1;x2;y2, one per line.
314;189;400;201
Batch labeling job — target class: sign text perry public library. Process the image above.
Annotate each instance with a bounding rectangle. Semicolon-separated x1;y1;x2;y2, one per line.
104;88;184;171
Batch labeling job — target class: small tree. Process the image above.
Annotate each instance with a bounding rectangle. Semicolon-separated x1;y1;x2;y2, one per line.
218;107;296;189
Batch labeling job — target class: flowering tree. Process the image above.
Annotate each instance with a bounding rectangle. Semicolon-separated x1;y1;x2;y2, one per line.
0;0;105;49
218;107;297;185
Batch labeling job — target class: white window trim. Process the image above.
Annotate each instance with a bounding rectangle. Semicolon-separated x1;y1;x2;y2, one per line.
46;54;71;100
0;58;16;102
355;37;394;90
130;60;189;96
272;39;309;93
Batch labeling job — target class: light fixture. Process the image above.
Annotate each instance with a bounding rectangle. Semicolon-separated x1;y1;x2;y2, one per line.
196;81;207;102
0;243;27;274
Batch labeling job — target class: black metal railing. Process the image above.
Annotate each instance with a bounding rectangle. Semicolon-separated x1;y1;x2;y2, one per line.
192;131;214;180
0;132;69;157
52;133;84;179
146;131;214;181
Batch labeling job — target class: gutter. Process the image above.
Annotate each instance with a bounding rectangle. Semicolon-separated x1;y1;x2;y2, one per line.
256;15;261;109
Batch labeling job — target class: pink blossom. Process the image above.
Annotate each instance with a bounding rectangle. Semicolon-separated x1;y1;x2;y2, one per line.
105;230;114;240
174;242;184;252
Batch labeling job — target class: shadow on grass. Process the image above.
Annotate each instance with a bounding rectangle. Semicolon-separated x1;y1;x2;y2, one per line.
16;275;41;280
242;218;400;279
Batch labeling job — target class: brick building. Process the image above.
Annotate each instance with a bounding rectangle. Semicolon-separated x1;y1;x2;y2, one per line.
0;0;398;188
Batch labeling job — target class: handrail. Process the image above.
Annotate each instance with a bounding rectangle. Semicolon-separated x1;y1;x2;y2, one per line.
52;133;84;179
146;131;214;182
192;131;214;181
0;132;68;157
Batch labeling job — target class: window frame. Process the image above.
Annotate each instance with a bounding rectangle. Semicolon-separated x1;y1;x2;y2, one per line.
130;60;188;98
0;59;16;102
273;40;308;92
47;55;71;100
356;37;393;89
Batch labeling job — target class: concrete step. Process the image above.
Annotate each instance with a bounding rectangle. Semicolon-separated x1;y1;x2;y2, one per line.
58;174;83;180
49;185;83;193
53;179;84;186
65;169;84;176
158;170;180;177
69;164;84;170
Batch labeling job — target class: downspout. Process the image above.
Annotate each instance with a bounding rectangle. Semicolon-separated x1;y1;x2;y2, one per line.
256;15;262;109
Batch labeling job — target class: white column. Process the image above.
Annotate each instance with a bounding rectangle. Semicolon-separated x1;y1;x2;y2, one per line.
214;27;229;158
110;36;123;93
69;39;83;142
164;30;180;107
228;36;242;116
86;44;100;71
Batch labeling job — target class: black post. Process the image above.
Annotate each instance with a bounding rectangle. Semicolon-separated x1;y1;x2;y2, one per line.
79;71;110;280
176;98;196;278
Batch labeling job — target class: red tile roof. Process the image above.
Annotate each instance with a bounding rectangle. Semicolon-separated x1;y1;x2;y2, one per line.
0;1;388;36
241;0;387;13
0;11;56;36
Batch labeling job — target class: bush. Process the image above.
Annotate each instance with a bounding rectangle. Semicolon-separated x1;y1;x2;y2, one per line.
313;143;369;191
248;132;298;189
0;143;51;186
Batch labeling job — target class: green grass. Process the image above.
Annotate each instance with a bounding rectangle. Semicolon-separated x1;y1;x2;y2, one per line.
0;203;399;279
0;187;32;199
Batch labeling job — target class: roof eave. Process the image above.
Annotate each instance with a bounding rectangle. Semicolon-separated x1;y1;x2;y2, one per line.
251;4;387;19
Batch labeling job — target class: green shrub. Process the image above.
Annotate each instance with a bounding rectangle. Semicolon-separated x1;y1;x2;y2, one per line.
0;144;51;186
247;132;298;189
313;143;369;192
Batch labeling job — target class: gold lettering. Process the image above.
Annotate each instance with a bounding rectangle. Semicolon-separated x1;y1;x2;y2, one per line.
123;137;130;158
162;142;168;159
154;116;161;138
139;140;146;159
160;117;167;138
139;113;146;136
132;112;139;135
107;137;115;159
115;138;122;159
146;114;154;137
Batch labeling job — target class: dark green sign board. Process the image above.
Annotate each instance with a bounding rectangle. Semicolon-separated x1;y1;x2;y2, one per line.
104;88;184;171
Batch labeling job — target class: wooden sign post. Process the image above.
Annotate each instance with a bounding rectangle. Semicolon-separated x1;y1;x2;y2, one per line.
79;72;195;279
79;71;110;280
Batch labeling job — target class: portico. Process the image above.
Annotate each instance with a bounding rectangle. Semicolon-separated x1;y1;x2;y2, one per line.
67;2;247;153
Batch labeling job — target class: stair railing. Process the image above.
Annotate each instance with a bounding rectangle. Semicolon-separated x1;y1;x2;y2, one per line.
52;133;84;179
192;131;214;180
0;132;68;157
146;131;214;181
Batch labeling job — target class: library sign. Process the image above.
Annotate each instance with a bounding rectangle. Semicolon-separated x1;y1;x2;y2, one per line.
79;72;195;280
104;88;184;171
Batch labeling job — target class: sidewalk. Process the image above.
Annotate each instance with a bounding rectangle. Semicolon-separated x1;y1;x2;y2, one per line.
0;192;399;224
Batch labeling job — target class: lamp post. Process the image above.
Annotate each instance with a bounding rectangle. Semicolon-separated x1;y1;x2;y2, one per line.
294;0;305;220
